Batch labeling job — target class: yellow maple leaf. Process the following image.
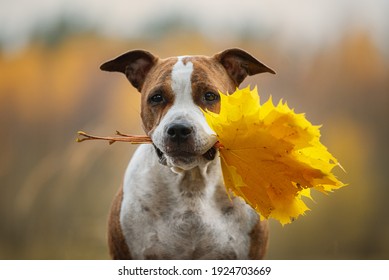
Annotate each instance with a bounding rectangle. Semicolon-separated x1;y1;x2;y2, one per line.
204;86;345;225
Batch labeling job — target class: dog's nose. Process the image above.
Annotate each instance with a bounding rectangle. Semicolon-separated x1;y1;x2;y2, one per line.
166;123;193;142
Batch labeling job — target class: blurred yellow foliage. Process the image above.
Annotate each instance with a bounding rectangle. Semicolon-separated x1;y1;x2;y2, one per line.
0;31;388;259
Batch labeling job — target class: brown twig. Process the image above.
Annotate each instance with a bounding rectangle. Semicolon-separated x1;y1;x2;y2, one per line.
76;131;153;145
76;130;223;149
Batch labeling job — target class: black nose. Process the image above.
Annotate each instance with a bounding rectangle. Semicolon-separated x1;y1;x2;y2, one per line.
166;123;193;142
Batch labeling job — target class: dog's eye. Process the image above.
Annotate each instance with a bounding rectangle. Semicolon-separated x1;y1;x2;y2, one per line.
149;92;165;105
203;91;219;103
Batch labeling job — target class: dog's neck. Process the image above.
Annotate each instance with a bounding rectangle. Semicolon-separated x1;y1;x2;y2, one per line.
152;146;223;197
175;163;220;196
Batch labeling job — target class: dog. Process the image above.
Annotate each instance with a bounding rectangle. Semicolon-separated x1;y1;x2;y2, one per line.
100;48;275;259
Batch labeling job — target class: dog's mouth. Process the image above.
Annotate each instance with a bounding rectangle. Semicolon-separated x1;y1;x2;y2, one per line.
153;145;217;165
202;146;217;160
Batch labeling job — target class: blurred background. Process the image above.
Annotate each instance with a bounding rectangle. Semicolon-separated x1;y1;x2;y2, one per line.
1;0;388;259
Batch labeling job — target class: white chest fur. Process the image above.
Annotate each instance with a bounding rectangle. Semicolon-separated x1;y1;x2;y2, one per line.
120;145;259;259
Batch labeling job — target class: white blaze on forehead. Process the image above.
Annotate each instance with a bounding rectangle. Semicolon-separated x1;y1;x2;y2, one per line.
168;56;215;136
171;56;194;106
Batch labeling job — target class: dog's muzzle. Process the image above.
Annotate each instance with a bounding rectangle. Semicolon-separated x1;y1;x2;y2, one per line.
166;123;193;144
153;122;217;166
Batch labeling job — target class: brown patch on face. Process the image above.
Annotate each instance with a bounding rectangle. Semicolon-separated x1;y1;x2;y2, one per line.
139;55;237;134
140;58;178;134
190;56;236;113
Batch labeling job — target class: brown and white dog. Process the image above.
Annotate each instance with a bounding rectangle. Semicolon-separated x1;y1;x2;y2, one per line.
100;48;275;259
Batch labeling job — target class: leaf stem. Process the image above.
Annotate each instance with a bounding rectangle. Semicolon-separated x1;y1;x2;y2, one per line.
76;131;152;145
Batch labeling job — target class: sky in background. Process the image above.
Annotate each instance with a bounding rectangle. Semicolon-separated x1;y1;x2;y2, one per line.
1;0;388;54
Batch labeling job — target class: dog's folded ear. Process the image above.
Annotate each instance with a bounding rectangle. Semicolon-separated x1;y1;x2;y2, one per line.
214;48;275;86
100;50;158;91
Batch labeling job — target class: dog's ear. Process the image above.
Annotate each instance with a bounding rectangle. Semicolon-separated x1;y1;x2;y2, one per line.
100;50;158;91
214;48;275;86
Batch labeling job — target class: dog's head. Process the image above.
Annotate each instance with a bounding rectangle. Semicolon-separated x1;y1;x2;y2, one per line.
101;48;274;171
